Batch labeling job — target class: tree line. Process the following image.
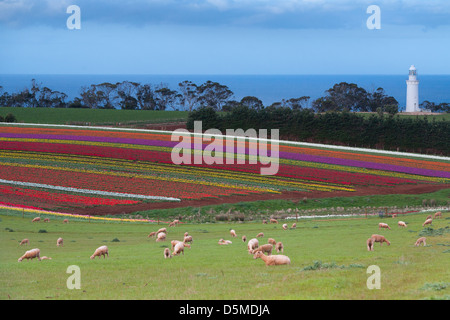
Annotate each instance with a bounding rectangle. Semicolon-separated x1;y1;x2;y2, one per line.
187;105;449;156
2;78;448;113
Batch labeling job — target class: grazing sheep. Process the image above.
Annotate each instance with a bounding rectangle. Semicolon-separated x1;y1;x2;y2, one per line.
184;235;193;244
172;219;180;225
253;251;290;266
164;248;172;259
19;239;29;246
242;235;247;242
172;242;190;256
230;229;237;237
171;240;182;250
44;218;50;222
422;218;433;227
275;242;284;253
32;217;41;223
426;215;432;220
40;256;52;260
63;219;69;224
398;221;407;228
291;223;297;229
157;228;167;234
184;232;189;237
378;223;391;230
434;211;442;219
282;224;288;230
148;231;157;238
18;248;41;262
391;214;397;218
168;221;176;227
269;218;278;224
156;232;166;242
268;238;276;246
90;245;109;259
256;232;264;238
57;237;63;247
371;234;390;246
218;239;232;245
367;237;375;251
247;238;259;253
252;243;273;256
414;237;427;247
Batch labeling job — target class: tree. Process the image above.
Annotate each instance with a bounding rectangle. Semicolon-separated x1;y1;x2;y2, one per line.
366;87;398;112
283;96;310;110
325;82;369;111
197;80;233;111
240;96;263;110
136;84;156;110
178;80;199;111
154;85;180;111
117;81;140;110
79;85;102;109
94;82;119;109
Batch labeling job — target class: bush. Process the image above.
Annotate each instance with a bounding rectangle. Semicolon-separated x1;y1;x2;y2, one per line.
4;113;16;122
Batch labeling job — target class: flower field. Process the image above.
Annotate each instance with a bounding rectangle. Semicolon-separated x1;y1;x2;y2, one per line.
0;124;449;215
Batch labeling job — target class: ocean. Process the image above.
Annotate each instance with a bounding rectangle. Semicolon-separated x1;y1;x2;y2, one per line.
1;74;449;109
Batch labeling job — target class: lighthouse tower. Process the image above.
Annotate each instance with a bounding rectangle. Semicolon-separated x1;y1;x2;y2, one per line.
406;65;419;112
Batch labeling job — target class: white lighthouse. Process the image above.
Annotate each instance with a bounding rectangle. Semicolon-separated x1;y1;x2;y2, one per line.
406;65;419;112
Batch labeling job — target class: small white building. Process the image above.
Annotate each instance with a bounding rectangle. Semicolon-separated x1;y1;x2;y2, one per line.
405;65;419;112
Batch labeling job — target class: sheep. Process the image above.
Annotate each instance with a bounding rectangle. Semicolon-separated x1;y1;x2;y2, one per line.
18;248;41;262
253;251;290;266
57;237;63;247
171;240;182;250
242;235;247;242
164;248;172;259
251;243;273;256
90;245;109;259
157;228;167;234
247;238;259;253
44;218;50;222
422;218;433;227
147;231;157;238
291;223;297;229
426;215;432;220
366;237;375;251
262;220;267;224
156;232;166;242
268;238;277;246
172;219;180;225
414;237;427;247
282;224;288;230
19;239;29;246
63;219;69;224
218;239;232;245
269;218;278;224
370;234;390;246
184;235;193;244
256;232;264;238
172;242;190;256
40;256;52;260
184;232;189;237
275;242;284;253
168;221;176;227
391;214;397;218
378;223;391;230
398;221;407;228
434;211;442;219
230;229;237;237
32;217;41;222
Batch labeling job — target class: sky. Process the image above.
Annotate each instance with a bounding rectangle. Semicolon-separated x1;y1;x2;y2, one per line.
1;0;450;75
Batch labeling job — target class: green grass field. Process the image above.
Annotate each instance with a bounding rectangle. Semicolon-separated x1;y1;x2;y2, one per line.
1;208;448;300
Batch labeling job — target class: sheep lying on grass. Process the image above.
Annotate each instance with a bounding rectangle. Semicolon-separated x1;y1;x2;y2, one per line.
414;237;427;247
90;245;109;259
218;239;232;245
252;244;273;256
18;248;41;262
253;251;290;266
40;256;52;260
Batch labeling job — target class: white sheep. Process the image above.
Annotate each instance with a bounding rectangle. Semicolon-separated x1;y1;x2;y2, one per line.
256;232;264;238
434;211;442;219
269;218;278;224
268;238;277;245
156;232;167;242
32;217;41;223
275;242;284;253
253;251;290;266
230;229;237;237
398;221;407;228
242;235;247;242
378;222;391;230
172;242;190;256
251;243;273;256
57;237;63;247
18;248;41;262
40;256;52;260
184;235;193;244
422;218;433;227
218;239;232;245
90;245;109;259
164;248;172;259
157;228;167;234
414;237;427;247
148;231;157;238
282;224;288;230
291;223;297;229
19;238;29;246
247;238;259;253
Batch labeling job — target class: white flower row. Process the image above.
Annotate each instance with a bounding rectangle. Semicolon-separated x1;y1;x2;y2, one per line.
0;179;181;202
